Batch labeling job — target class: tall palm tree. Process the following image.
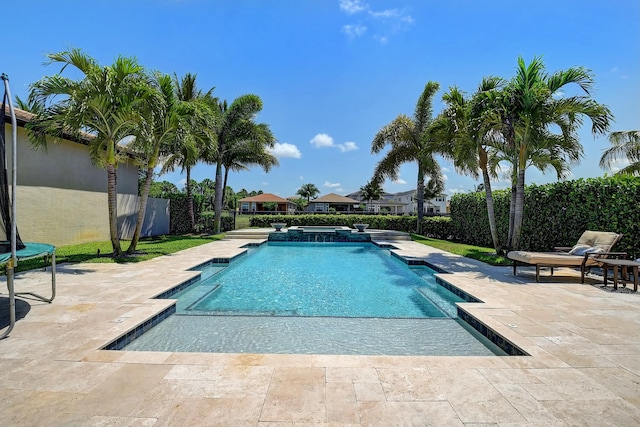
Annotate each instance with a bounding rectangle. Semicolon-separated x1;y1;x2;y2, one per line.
438;77;505;254
600;131;640;176
26;48;153;256
297;183;320;204
161;73;216;231
497;56;612;249
371;81;444;234
219;122;278;211
359;180;384;213
205;95;275;234
127;72;179;254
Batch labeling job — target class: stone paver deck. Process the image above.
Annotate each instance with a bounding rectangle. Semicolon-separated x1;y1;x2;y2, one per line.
1;238;639;426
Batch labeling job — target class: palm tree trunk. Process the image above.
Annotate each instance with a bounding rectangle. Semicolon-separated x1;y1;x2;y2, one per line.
106;163;122;256
222;166;230;210
127;166;153;254
507;177;517;251
482;170;502;255
186;165;195;232
512;168;526;250
213;160;224;234
416;166;425;235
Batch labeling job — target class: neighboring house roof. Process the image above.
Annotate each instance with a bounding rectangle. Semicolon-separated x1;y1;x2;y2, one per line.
238;193;290;203
312;193;360;204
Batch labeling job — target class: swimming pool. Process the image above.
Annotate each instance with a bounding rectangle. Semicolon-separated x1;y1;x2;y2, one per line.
119;242;507;355
179;242;459;318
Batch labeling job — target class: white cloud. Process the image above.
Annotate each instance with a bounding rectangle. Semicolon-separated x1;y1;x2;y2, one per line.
268;142;302;159
338;141;358;152
299;176;304;180
448;188;466;194
339;1;413;42
342;24;367;38
392;177;407;185
442;167;450;173
262;182;268;187
340;0;367;14
311;133;358;152
442;174;449;182
324;181;341;188
310;133;335;148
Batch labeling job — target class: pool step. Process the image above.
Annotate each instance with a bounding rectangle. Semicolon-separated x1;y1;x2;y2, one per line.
414;287;458;318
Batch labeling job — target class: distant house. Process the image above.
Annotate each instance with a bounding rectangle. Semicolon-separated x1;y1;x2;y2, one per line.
392;190;447;214
308;193;361;213
238;193;293;214
347;189;448;215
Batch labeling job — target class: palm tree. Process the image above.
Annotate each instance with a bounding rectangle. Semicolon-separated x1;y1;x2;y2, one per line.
359;180;384;213
26;48;153;256
438;77;506;254
600;131;640;176
127;72;179;254
371;81;445;234
218;122;278;212
161;73;216;232
206;95;275;234
293;197;308;212
497;56;612;249
297;183;320;205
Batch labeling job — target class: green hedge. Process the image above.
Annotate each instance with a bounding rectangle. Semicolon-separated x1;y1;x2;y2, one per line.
168;193;203;234
450;175;640;257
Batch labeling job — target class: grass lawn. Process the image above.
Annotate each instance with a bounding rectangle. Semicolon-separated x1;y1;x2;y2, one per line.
411;234;511;266
9;234;226;274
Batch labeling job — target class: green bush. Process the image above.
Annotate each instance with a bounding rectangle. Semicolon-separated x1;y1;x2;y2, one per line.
168;193;203;234
450;175;640;257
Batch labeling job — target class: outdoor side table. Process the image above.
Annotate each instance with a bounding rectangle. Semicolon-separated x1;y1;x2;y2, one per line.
601;259;640;291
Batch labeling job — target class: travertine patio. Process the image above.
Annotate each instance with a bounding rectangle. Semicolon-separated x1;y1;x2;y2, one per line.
1;237;639;426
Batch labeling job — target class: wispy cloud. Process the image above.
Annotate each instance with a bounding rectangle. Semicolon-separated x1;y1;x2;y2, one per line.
339;0;366;14
310;133;358;152
324;181;341;188
392;177;407;185
342;24;367;39
338;0;413;43
268;142;302;159
338;141;358;152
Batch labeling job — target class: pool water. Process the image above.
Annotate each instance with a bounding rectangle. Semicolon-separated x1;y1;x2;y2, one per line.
178;242;461;318
122;242;506;356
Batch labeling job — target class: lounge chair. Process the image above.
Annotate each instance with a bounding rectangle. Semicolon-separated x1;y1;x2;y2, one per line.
507;230;625;282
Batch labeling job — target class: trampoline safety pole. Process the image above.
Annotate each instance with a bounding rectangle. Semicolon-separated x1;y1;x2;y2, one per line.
1;73;18;339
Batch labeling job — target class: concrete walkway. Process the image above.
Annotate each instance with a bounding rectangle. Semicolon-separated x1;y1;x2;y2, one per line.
1;238;639;426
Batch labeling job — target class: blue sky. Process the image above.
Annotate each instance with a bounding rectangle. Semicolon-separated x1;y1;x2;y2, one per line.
4;0;639;198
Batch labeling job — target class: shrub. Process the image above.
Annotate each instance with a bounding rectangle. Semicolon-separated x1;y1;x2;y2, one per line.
450;175;640;257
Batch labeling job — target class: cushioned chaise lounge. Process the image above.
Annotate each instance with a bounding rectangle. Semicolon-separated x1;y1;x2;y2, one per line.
507;230;624;282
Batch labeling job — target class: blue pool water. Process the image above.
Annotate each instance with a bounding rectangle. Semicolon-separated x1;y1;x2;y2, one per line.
178;242;461;318
122;242;505;356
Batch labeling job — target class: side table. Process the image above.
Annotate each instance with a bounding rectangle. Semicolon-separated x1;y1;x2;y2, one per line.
601;259;640;291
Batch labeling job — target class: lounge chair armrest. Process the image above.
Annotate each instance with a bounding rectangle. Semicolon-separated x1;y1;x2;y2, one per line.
589;252;627;260
554;246;573;252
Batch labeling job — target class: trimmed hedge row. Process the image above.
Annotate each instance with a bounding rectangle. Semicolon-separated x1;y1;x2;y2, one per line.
450;175;640;257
